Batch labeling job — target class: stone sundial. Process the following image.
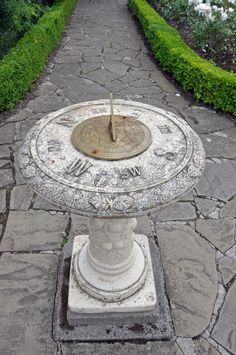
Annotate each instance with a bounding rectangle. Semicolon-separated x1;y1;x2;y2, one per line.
18;99;205;339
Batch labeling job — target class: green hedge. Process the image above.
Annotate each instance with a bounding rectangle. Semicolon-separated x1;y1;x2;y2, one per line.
0;0;77;111
128;0;236;113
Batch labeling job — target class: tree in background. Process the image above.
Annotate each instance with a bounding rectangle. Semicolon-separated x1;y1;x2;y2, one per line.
0;0;54;58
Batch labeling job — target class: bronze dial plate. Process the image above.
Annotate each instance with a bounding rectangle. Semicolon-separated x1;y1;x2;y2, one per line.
71;115;152;160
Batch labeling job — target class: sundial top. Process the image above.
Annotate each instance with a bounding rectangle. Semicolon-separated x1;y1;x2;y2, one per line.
71;114;152;160
71;94;152;160
18;99;205;217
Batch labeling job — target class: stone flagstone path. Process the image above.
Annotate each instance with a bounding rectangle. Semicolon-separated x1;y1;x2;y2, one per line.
0;0;236;354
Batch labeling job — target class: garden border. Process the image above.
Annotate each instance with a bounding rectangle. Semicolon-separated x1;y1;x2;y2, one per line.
0;0;77;111
128;0;236;113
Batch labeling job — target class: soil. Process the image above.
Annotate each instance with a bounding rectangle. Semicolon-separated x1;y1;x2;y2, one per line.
151;2;236;73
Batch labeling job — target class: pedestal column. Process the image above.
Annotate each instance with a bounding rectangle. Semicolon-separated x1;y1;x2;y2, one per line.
74;217;147;302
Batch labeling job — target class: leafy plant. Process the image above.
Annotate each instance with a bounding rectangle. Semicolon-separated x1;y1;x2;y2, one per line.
149;0;236;69
128;0;236;113
0;0;77;111
152;0;189;21
191;12;234;58
0;0;53;58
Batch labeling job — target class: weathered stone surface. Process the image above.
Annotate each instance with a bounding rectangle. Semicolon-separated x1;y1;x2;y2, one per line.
13;142;30;186
119;71;149;83
18;101;205;218
164;93;189;110
226;244;236;260
129;78;157;89
67;234;158;318
0;189;6;213
182;106;234;134
54;78;108;102
150;71;177;93
0;169;14;188
27;94;72;114
6;108;32;122
153;202;196;221
70;213;89;238
55;53;83;64
0;159;10;168
0;253;57;355
196;219;235;253
195;197;219;216
176;337;196;355
81;61;101;74
104;79;128;94
156;224;218;337
196;160;236;200
220;198;236;218
10;185;34;210
222;126;236;139
200;132;236;159
52;63;81;77
0;210;68;251
35;82;58;97
67;213;154;238
33;195;65;211
194;337;220;355
179;191;195;202
219;256;236;285
80;47;103;57
14;117;38;141
0;123;15;144
113;48;138;58
82;69;120;85
61;341;183;355
0;145;10;158
118;85;162;97
15;161;26;185
70;213;152;241
135;96;168;111
136;216;152;235
103;60;129;76
212;281;236;354
136;53;158;71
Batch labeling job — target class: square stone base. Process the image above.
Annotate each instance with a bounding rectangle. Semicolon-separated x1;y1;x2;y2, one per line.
53;235;173;341
68;234;157;320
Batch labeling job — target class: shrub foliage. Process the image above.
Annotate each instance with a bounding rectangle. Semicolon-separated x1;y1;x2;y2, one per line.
149;0;236;70
0;0;77;111
0;0;54;58
128;0;236;113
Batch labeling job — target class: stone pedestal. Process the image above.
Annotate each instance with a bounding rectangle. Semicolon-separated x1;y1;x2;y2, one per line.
53;235;173;340
68;232;157;321
74;217;148;302
18;99;205;340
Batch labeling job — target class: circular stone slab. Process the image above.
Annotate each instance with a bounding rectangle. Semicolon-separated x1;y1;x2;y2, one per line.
18;100;205;217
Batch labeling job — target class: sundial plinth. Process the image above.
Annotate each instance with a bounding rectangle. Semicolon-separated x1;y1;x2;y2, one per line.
18;99;205;340
72;218;149;302
68;231;156;323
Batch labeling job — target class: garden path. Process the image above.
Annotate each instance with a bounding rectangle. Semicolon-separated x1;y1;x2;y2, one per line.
0;0;236;354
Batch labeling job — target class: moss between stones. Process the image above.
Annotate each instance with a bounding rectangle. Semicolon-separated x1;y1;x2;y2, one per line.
128;0;236;114
0;0;77;111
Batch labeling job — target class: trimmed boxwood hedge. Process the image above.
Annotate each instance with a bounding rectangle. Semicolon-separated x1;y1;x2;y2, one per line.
128;0;236;113
0;0;77;111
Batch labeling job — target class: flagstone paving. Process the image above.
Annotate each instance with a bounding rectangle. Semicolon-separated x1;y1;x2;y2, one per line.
0;0;236;354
